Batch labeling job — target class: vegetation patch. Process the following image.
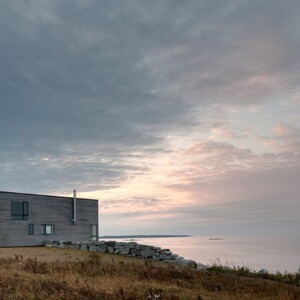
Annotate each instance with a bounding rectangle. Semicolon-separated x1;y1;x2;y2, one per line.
0;247;299;299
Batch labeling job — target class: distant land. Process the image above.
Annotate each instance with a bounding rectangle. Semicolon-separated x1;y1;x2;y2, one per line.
98;234;191;239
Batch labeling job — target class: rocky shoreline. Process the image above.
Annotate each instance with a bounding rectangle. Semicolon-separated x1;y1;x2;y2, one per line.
45;240;208;270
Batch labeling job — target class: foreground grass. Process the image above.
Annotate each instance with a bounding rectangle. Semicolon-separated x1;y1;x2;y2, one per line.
0;247;299;299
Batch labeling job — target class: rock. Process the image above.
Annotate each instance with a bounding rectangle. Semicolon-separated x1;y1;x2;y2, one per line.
107;247;115;254
174;259;197;267
258;268;268;275
116;242;126;246
130;248;140;256
80;244;88;251
44;241;52;247
197;263;208;270
97;245;108;253
115;242;126;249
175;256;184;261
151;246;161;251
63;241;73;246
106;241;116;247
140;249;156;257
125;242;137;249
97;241;106;245
159;249;170;254
160;254;177;260
136;244;151;250
120;248;130;255
43;239;199;269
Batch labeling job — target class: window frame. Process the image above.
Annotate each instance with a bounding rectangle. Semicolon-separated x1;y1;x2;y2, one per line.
28;223;34;235
90;224;98;241
41;224;54;235
11;201;29;220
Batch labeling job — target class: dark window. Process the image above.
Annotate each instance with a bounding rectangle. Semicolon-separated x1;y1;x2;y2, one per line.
42;224;54;235
28;224;34;235
11;201;29;220
90;225;98;241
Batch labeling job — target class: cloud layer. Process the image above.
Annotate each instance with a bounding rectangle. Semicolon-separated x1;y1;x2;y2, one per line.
0;1;300;235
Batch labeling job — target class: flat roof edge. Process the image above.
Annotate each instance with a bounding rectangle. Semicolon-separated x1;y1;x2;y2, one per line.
0;191;98;201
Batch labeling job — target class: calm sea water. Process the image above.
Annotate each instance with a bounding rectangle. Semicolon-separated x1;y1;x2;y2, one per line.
111;236;300;273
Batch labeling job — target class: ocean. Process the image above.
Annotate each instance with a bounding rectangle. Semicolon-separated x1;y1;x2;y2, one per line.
111;236;300;273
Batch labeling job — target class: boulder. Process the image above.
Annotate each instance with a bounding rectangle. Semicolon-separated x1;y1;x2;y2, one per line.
140;249;156;258
130;248;140;256
136;244;151;250
63;241;73;246
197;263;208;270
44;241;53;247
160;250;172;255
107;247;115;254
160;254;176;260
115;242;126;249
125;242;137;249
80;244;88;251
52;241;60;247
106;241;116;247
174;259;197;267
97;241;106;245
44;239;198;269
120;248;131;255
175;256;184;261
159;249;170;253
97;245;108;253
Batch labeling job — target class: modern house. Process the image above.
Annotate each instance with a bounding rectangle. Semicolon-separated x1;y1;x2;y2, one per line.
0;190;98;247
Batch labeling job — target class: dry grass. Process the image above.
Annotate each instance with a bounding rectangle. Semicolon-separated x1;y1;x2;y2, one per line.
0;247;299;299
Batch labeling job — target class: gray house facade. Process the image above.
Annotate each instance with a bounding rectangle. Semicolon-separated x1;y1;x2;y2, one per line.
0;191;98;247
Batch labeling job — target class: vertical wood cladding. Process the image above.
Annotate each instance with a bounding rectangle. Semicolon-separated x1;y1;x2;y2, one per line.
0;191;98;247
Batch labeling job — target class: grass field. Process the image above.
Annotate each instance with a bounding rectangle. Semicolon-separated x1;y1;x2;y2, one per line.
0;247;299;299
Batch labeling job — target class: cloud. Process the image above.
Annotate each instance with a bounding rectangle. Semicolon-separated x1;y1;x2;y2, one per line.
0;1;300;234
273;123;298;137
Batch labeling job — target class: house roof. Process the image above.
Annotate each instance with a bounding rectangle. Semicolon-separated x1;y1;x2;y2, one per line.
0;191;98;202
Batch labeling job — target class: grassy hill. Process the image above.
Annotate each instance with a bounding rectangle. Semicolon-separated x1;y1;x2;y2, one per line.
0;247;299;299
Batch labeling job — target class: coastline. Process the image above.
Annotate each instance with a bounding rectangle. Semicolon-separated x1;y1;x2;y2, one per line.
110;235;300;274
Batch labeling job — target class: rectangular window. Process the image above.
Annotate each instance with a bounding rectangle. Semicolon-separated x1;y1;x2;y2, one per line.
90;225;98;241
11;201;29;220
41;224;54;235
28;224;34;235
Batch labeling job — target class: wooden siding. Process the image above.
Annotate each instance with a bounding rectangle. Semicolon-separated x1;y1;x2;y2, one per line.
0;192;98;247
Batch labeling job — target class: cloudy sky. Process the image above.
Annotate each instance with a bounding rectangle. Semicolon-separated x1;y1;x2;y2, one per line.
1;1;300;236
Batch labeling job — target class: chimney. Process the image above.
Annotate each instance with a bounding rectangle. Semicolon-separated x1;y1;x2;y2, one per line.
72;189;77;223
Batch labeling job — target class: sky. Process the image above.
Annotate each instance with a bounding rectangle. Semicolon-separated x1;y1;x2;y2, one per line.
0;0;300;236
